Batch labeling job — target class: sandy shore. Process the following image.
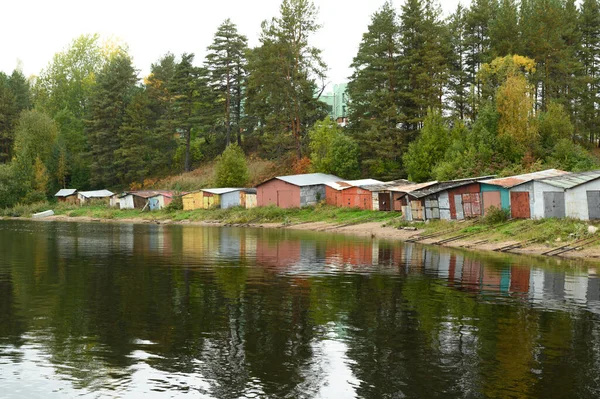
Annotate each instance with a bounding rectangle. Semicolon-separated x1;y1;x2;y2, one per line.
9;214;600;261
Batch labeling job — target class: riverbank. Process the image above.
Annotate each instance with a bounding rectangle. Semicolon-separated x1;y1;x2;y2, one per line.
3;202;600;260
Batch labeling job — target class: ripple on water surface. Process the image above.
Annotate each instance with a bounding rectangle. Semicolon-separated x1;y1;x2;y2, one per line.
1;219;600;398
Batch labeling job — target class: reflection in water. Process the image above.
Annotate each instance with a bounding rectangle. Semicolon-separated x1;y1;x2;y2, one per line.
1;220;600;398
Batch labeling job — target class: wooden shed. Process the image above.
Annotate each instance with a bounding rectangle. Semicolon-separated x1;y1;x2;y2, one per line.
77;190;114;205
220;188;258;209
54;189;78;204
148;191;182;211
479;169;568;218
182;191;204;211
384;181;438;220
357;180;413;212
119;191;159;210
257;173;341;209
325;179;383;210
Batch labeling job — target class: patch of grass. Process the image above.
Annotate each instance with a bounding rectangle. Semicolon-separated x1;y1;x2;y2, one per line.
0;201;52;217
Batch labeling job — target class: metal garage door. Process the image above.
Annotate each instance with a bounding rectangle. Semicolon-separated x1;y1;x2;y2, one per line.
379;193;391;211
587;191;600;220
425;198;440;219
454;195;464;220
483;191;502;215
510;192;531;219
462;193;482;218
543;192;565;218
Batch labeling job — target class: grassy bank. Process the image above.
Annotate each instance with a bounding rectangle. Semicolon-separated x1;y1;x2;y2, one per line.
386;217;598;246
0;201;403;226
3;201;599;252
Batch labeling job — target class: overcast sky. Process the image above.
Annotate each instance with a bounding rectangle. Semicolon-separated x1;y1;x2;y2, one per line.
2;0;465;86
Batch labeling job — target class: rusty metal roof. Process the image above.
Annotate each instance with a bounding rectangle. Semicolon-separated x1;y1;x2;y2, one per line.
538;170;600;189
383;181;439;194
480;169;568;188
391;175;496;199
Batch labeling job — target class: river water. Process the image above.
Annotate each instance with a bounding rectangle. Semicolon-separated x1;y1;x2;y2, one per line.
1;220;600;398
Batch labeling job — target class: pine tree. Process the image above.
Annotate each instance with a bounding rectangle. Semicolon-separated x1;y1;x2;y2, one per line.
399;0;450;131
489;0;520;57
205;19;249;146
86;53;138;187
0;69;32;163
146;53;178;173
347;2;403;178
246;0;327;159
114;90;155;185
579;0;600;143
170;53;203;172
464;0;497;115
448;4;471;120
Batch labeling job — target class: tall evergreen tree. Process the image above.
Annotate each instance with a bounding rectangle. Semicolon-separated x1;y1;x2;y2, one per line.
399;0;450;131
465;0;497;115
205;19;249;146
489;0;520;57
246;0;327;159
170;53;210;172
347;2;403;178
86;53;138;187
146;53;178;173
579;0;600;143
0;69;32;163
448;4;471;120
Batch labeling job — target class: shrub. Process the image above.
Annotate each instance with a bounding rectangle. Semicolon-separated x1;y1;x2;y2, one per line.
215;143;250;187
166;196;183;211
483;206;511;225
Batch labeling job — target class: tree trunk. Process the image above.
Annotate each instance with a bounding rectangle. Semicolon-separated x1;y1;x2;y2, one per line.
185;127;191;172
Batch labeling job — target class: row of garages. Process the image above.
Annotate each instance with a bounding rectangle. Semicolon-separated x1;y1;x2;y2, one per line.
401;169;600;221
56;188;257;211
55;169;600;220
253;169;600;221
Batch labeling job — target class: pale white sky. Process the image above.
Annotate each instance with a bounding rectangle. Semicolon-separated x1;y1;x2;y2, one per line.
1;0;465;85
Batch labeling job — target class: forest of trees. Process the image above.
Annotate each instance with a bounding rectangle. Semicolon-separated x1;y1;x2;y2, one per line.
2;0;600;208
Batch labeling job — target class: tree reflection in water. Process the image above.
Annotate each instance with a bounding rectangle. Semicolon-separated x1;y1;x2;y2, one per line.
0;220;599;398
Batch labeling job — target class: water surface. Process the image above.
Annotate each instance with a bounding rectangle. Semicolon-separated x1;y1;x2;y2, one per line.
1;219;599;398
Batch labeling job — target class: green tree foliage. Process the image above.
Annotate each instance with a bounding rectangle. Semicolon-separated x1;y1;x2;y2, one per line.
464;0;496;115
33;156;50;195
448;4;471;120
329;135;361;179
215;143;249;187
205;19;249;146
309;117;360;179
34;34;107;118
14;110;58;165
86;52;138;187
170;53;213;172
403;108;451;182
490;0;520;57
347;2;403;179
579;0;600;143
146;53;179;173
114;90;156;185
246;0;327;159
399;0;450;131
538;102;574;151
0;69;32;163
